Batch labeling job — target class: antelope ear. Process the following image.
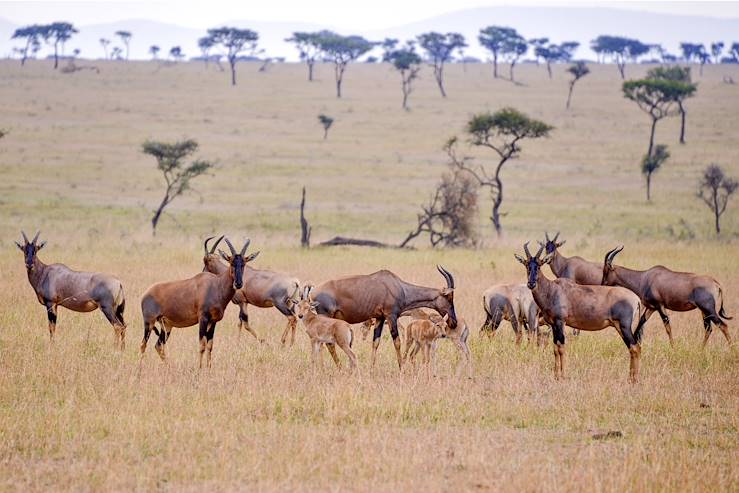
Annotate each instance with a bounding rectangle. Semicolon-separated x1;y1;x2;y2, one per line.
514;254;526;265
15;241;23;251
36;241;46;251
309;301;320;313
219;251;231;262
557;240;566;248
245;251;260;263
540;253;554;265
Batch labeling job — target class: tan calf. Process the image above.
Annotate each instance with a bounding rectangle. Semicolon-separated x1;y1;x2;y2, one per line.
402;314;449;379
294;299;357;373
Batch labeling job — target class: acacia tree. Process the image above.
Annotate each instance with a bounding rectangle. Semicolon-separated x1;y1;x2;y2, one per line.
501;31;528;82
169;46;184;62
479;26;516;78
115;30;132;60
99;38;110;59
388;44;422;110
623;78;694;157
44;22;78;69
111;46;123;60
711;42;724;63
206;27;259;86
12;25;44;66
647;66;696;144
142;139;213;235
731;42;739;62
566;61;590;109
380;38;399;61
591;35;649;78
319;32;374;98
448;108;553;236
680;42;709;75
318;114;333;139
529;37;548;64
197;36;214;67
285;31;327;81
697;164;737;235
641;144;669;201
149;45;160;60
416;31;466;97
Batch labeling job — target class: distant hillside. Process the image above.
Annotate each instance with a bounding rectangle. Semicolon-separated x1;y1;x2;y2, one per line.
2;6;738;61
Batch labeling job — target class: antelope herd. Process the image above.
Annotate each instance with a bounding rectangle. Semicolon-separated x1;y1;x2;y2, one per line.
15;230;733;383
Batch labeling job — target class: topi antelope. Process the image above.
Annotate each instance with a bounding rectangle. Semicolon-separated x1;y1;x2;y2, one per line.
516;242;643;383
293;298;358;372
480;283;541;345
402;314;449;379
542;232;603;285
602;246;732;347
202;236;300;345
403;309;473;378
141;238;257;368
307;266;458;371
15;231;127;348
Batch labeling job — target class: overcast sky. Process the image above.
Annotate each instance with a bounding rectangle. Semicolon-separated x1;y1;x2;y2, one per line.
3;0;738;29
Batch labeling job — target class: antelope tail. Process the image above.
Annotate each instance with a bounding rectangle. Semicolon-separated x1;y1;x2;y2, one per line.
349;327;354;348
718;286;732;320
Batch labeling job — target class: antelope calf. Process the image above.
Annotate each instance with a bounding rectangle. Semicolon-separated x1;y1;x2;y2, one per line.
402;314;449;379
516;243;643;383
141;238;257;368
293;299;357;372
480;283;541;345
16;231;127;348
602;246;732;347
203;236;301;345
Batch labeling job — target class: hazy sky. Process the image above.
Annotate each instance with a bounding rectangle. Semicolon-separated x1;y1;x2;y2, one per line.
2;0;738;28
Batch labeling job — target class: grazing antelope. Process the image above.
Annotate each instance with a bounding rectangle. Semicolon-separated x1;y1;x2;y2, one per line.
202;236;300;345
402;314;449;379
516;243;643;383
16;231;127;348
542;232;603;285
602;246;732;347
480;283;541;345
293;298;358;372
308;266;458;371
141;238;257;368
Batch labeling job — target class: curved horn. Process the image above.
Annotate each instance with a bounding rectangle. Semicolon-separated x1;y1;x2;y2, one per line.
535;242;544;258
523;241;532;259
437;265;454;289
553;231;560;242
210;235;224;254
240;238;251;256
224;237;237;256
609;245;624;263
21;231;29;244
204;236;215;255
603;247;616;265
32;231;40;245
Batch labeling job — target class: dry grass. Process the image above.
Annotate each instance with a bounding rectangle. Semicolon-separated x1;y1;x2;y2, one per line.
0;59;737;491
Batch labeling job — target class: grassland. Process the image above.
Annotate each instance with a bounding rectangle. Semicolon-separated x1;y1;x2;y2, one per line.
0;59;737;492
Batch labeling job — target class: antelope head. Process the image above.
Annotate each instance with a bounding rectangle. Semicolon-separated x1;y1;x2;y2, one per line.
434;313;450;339
601;245;624;286
202;235;224;273
542;231;566;255
434;265;458;329
15;231;46;271
293;299;320;320
515;242;554;290
219;238;259;291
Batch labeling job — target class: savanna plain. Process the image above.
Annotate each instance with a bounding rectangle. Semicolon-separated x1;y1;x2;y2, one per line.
0;59;737;492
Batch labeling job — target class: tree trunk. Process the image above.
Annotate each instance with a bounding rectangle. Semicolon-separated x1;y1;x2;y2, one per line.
646;173;651;201
566;82;574;109
493;54;498;78
230;59;237;86
509;62;515;82
679;102;686;144
648;117;657;158
546;61;552;79
335;65;342;98
402;82;409;110
435;64;446;98
151;194;170;236
308;61;314;81
300;186;311;248
53;42;59;69
491;170;504;237
713;190;721;234
617;61;625;79
323;128;328;140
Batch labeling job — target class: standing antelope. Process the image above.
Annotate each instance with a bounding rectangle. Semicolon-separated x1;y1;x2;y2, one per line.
308;266;458;370
602;246;732;347
480;283;541;345
516;243;643;383
542;232;603;285
141;238;257;368
402;314;449;379
15;231;127;348
404;309;473;378
202;236;300;345
293;298;358;372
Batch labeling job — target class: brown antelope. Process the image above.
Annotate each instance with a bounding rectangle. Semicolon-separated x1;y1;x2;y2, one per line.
602;246;732;347
202;236;300;345
15;231;127;348
402;309;473;378
293;299;358;372
516;243;643;383
542;232;603;285
480;283;541;345
140;238;257;368
402;314;449;379
308;266;458;370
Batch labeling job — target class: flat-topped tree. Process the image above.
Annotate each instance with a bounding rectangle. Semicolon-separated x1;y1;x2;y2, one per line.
698;164;737;235
591;35;649;79
207;27;259;86
646;66;696;144
318;32;375;98
623;78;694;158
380;38;399;62
680;42;709;76
501;31;528;82
115;30;131;60
285;31;328;81
416;32;466;97
43;22;78;69
149;45;160;60
388;44;422;110
99;38;110;59
566;61;590;109
478;26;515;78
142;138;214;235
731;43;739;62
448;108;553;236
711;42;724;63
169;46;184;62
12;25;44;66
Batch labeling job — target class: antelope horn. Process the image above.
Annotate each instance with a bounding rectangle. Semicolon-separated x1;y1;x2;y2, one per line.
603;247;616;265
545;231;550;242
32;231;41;245
210;235;224;254
523;241;532;259
608;245;624;263
240;238;251;256
553;231;560;242
21;231;29;244
224;237;237;256
437;265;455;289
204;236;215;255
535;242;544;258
